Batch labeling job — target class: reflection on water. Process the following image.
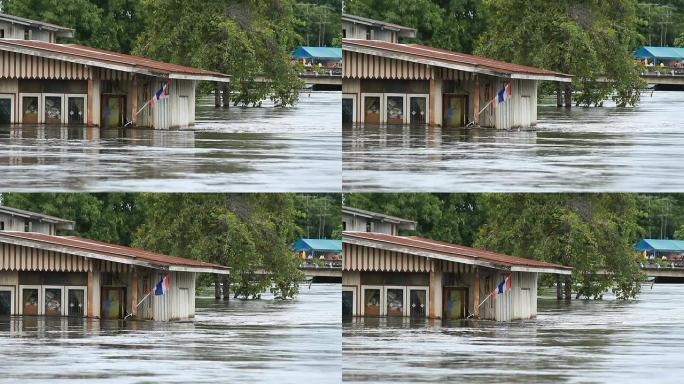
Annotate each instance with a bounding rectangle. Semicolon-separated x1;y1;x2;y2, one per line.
0;92;341;192
343;284;684;383
0;284;341;384
343;92;684;191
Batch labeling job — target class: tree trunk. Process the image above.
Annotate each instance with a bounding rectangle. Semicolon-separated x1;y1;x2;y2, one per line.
221;275;230;301
563;275;572;301
214;82;221;108
221;83;230;109
556;274;563;300
556;82;563;107
563;83;572;108
214;274;221;300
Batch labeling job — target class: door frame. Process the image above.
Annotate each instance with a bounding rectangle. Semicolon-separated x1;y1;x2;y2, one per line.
66;94;88;125
101;94;127;128
442;93;468;128
0;94;15;124
383;285;407;316
18;284;41;315
407;94;429;125
66;286;88;318
42;93;66;125
383;93;406;125
360;285;383;316
0;286;16;315
18;93;42;124
408;286;429;318
342;286;357;316
442;286;468;320
42;285;65;316
360;93;383;124
342;94;357;124
100;286;127;319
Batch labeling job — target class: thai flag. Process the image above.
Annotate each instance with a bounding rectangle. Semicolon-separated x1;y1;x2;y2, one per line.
492;80;512;108
155;80;170;101
154;273;171;296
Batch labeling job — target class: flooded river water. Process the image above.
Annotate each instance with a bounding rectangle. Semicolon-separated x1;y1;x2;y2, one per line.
0;284;340;384
0;92;341;192
343;91;684;192
343;283;684;383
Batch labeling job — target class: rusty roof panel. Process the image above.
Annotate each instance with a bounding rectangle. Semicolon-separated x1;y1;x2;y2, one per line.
0;231;229;271
0;39;229;79
344;231;571;271
343;39;572;79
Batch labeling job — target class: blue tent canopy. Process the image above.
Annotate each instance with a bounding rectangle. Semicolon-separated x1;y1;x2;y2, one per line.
632;46;684;61
634;239;684;253
291;238;342;253
291;46;342;61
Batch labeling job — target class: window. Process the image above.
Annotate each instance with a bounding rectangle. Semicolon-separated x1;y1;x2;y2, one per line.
0;221;4;231
342;221;347;231
342;29;346;38
365;221;372;232
24;220;30;232
0;30;4;38
24;28;30;40
365;28;371;40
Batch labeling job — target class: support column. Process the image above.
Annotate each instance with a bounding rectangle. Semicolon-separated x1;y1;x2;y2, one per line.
87;270;94;317
221;83;230;109
130;75;138;127
473;75;480;126
556;274;562;300
429;78;436;126
428;270;443;319
472;267;480;319
214;274;221;299
214;82;221;108
563;83;572;108
130;267;138;318
87;79;94;126
556;82;563;108
221;274;230;301
563;275;572;301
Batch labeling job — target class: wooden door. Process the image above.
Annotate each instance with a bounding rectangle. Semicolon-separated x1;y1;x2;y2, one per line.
101;287;126;319
363;288;381;316
363;96;381;124
443;95;467;128
22;96;39;124
102;95;126;128
443;287;468;320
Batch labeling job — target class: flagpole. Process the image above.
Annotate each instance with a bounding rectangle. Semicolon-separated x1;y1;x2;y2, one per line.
466;273;511;319
478;98;495;115
136;98;153;116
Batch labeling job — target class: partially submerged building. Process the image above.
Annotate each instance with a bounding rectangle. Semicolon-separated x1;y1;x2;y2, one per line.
0;15;230;129
0;206;74;234
342;231;571;321
342;206;416;235
342;16;572;129
0;231;229;320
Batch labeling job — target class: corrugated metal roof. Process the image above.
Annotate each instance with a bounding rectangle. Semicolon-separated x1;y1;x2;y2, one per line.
0;231;230;273
342;14;417;35
633;46;684;60
634;239;684;252
0;12;74;33
0;39;230;81
292;46;342;60
344;231;572;272
342;206;416;226
292;238;342;252
0;206;74;225
343;39;573;81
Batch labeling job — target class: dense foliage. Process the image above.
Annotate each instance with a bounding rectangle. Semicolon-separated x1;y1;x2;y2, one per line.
0;0;341;107
0;193;341;300
342;193;684;300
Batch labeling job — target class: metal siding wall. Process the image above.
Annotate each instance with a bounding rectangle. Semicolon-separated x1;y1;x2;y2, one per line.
0;242;93;272
343;51;433;80
343;243;436;273
151;270;194;321
0;51;91;80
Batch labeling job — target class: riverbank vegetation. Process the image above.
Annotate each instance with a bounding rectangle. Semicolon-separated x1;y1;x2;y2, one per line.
0;193;341;300
0;0;341;107
346;193;684;300
346;0;684;107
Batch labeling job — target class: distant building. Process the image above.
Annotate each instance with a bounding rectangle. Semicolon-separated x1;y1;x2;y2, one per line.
342;206;416;235
292;46;342;66
0;13;74;43
342;14;416;43
633;46;684;67
0;14;229;129
0;206;74;235
634;239;684;264
0;231;229;320
291;238;342;267
342;231;571;321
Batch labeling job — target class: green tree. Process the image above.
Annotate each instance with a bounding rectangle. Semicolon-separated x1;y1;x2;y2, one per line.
476;0;646;107
133;0;304;107
475;194;644;299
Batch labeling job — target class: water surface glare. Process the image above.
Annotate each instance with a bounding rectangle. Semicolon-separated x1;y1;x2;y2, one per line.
343;283;684;383
0;284;341;384
343;91;684;191
0;92;341;192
